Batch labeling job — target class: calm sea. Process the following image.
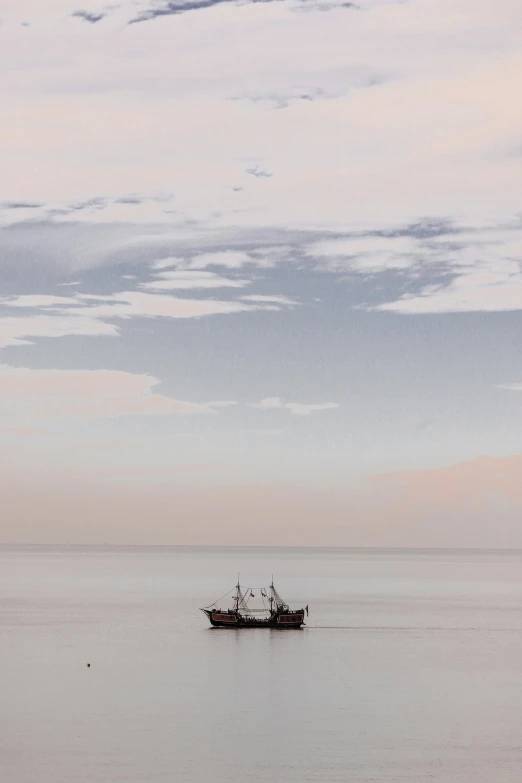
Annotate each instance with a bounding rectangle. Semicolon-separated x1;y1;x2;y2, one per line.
2;546;522;782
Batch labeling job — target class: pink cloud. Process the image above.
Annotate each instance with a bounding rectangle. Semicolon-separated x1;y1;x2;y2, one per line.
0;366;216;421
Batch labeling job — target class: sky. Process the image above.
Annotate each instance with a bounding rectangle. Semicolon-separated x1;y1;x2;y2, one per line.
1;0;522;547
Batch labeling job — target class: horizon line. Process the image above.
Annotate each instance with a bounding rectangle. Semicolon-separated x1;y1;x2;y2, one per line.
2;543;522;553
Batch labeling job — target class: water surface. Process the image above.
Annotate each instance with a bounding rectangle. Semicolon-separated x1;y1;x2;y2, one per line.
2;546;522;782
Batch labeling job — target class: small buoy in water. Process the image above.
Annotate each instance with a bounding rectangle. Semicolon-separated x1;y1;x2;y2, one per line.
87;663;91;668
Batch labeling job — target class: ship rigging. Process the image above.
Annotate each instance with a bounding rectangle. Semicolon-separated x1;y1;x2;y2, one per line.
201;578;308;628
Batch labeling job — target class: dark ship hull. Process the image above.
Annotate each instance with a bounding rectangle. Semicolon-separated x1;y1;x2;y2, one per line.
201;580;308;629
204;609;305;628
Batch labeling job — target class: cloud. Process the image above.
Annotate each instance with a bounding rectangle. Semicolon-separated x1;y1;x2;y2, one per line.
71;10;106;23
2;0;522;340
0;221;300;282
285;402;338;415
496;383;522;392
2;2;522;234
245;166;273;179
4;295;79;307
0;194;177;230
152;257;185;270
377;257;522;314
0;365;335;427
240;295;299;305
250;397;283;409
231;68;387;110
115;196;145;205
249;397;338;414
2;202;42;210
3;217;522;321
297;0;358;10
69;290;263;318
0;314;118;347
0;280;295;348
306;235;420;272
233;89;330;110
142;270;249;290
0;295;250;348
128;0;358;24
129;0;232;23
304;221;522;314
188;250;271;269
68;196;107;212
0;366;219;422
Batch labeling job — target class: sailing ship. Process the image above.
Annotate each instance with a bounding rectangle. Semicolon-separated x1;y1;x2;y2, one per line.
201;579;308;628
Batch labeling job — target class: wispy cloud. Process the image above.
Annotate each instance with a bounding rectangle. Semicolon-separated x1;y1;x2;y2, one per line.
0;366;219;422
71;10;106;24
129;0;231;23
152;257;185;270
307;235;420;272
496;383;522;392
231;70;387;110
305;221;522;314
240;295;299;305
68;290;270;318
0;314;118;348
4;295;79;308
233;87;332;110
4;216;522;316
245;166;273;179
374;230;522;313
2;202;42;210
143;270;249;290
188;250;275;269
0;282;295;348
250;397;283;410
285;402;338;415
128;0;358;24
249;397;338;414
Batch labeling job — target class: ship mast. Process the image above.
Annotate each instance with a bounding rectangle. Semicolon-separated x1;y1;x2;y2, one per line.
269;577;289;612
234;576;250;615
234;574;240;613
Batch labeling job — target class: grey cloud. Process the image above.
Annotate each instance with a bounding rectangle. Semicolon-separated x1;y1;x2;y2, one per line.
67;193;170;211
130;0;240;22
0;219;303;279
68;197;108;212
1;193;170;223
245;166;273;179
4;214;514;295
2;202;42;210
115;196;144;205
72;10;106;23
391;218;456;241
230;68;392;110
233;88;330;110
129;0;357;22
295;0;358;10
